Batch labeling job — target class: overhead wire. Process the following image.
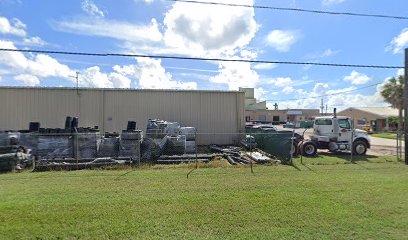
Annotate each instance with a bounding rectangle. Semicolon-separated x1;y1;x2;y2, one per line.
0;48;403;69
167;0;408;20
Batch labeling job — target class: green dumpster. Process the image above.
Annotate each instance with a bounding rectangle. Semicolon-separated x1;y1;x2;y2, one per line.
245;128;293;164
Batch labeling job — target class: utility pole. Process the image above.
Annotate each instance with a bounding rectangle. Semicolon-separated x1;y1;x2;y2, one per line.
75;72;80;95
404;48;408;165
320;98;324;116
70;72;80;95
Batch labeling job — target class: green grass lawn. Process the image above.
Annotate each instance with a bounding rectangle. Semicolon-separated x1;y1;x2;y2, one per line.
371;133;404;140
0;158;407;239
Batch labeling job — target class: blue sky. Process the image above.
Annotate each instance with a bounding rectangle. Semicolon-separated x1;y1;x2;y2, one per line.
0;0;407;110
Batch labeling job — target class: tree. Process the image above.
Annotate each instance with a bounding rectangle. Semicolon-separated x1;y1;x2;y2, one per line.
380;75;404;130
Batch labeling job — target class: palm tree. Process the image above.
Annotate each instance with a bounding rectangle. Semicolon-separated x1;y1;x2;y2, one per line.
380;75;404;130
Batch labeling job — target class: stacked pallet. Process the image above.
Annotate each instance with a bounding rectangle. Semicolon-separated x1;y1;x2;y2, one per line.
118;131;142;161
37;135;73;159
77;133;101;159
98;137;119;158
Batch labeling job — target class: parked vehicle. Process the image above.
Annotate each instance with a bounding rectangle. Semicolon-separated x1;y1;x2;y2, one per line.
300;110;370;157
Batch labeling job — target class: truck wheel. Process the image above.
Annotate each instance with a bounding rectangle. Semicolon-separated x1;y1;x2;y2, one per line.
353;140;367;155
302;142;317;157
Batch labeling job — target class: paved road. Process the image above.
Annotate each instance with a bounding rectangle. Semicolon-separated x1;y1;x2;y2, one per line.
369;136;404;147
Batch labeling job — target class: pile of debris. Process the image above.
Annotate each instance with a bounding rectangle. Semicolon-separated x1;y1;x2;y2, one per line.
145;119;197;157
0;139;32;172
209;144;280;165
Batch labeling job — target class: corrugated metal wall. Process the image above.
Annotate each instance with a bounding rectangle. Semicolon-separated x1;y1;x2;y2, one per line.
0;87;245;145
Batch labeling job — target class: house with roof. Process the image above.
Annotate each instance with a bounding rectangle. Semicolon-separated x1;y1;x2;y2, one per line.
338;107;399;131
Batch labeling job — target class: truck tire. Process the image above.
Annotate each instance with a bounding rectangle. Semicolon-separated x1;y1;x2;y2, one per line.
301;142;317;157
353;140;367;155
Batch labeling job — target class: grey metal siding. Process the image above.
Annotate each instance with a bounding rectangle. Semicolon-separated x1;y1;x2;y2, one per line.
0;87;245;145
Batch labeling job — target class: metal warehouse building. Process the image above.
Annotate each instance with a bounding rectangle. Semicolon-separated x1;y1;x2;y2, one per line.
0;87;245;145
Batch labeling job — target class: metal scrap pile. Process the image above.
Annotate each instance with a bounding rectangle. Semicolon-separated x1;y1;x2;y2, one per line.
0;134;33;172
209;144;280;165
145;119;197;155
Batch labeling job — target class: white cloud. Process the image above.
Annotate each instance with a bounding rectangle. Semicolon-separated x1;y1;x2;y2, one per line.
210;61;259;90
81;66;113;88
275;81;387;110
113;64;139;76
322;0;345;5
265;30;298;52
0;40;139;89
397;68;404;77
0;16;26;36
344;70;371;85
282;86;294;94
388;28;408;54
136;57;197;89
253;63;277;70
54;18;162;43
273;77;293;87
14;74;40;86
79;66;132;88
22;36;46;46
109;72;132;88
0;41;72;79
313;82;329;95
296;89;308;95
254;87;267;100
163;0;257;56
81;0;105;18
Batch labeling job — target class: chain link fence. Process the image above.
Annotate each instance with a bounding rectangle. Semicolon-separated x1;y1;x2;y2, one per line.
1;126;405;172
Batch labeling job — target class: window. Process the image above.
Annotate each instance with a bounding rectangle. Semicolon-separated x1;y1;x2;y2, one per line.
357;118;367;125
273;116;280;122
315;119;332;125
258;115;267;121
245;116;251;122
338;119;351;129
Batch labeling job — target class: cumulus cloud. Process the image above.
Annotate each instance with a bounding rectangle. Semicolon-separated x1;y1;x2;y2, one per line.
0;16;26;36
322;0;345;5
54;18;162;43
254;87;267;100
273;77;293;87
163;0;257;56
210;61;259;90
0;40;73;79
136;58;197;89
14;74;40;86
273;81;387;110
0;40;134;88
81;0;105;18
282;86;294;94
387;28;408;54
79;66;132;88
265;30;298;52
344;70;371;85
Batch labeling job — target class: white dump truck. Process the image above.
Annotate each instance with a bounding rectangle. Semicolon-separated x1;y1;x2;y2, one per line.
300;111;370;157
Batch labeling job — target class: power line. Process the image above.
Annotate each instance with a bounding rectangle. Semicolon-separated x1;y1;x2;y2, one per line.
0;48;403;69
265;82;381;102
168;0;408;21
